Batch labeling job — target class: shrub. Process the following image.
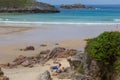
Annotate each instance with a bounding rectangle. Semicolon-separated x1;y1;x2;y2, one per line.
85;31;120;65
85;31;120;80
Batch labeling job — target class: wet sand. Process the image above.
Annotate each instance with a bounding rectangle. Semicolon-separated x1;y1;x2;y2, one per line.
0;24;118;45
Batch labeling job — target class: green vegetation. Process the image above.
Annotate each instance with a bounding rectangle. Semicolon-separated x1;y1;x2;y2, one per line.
0;0;35;8
85;31;120;80
76;64;83;74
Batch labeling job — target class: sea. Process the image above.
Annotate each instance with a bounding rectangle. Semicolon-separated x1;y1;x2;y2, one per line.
0;5;120;25
0;5;120;45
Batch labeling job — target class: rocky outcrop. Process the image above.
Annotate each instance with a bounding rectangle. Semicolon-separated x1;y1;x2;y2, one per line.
68;53;101;80
39;70;51;80
0;2;60;13
1;47;78;68
60;4;94;9
46;47;78;60
0;68;9;80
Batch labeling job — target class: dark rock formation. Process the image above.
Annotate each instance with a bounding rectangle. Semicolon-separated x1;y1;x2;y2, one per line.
60;4;94;9
45;47;78;60
0;68;9;80
39;70;51;80
0;2;60;13
68;53;101;80
20;46;35;51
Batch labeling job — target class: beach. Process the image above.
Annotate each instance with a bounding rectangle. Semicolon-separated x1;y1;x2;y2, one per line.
0;23;118;80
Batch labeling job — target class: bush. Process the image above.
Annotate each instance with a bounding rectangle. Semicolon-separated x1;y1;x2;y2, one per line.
85;31;120;64
85;31;120;80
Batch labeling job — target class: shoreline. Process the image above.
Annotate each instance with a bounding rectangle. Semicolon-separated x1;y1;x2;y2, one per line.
0;21;120;26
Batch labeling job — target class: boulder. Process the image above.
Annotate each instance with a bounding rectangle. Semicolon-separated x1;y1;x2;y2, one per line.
39;70;51;80
21;60;30;67
24;46;35;51
0;68;9;80
46;47;66;59
40;44;47;47
13;55;27;65
62;49;78;58
45;47;78;60
36;50;50;60
67;53;86;70
68;53;101;80
0;69;4;76
11;55;37;67
0;76;9;80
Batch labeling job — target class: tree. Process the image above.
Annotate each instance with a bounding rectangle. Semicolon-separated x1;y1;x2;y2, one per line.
85;31;120;80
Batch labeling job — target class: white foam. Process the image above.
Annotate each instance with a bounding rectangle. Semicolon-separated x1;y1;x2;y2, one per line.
0;21;120;26
114;19;120;22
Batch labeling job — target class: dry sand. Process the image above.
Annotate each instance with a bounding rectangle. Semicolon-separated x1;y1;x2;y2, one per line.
0;25;86;80
0;39;86;80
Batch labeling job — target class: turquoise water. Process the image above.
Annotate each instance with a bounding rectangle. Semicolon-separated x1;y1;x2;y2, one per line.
0;5;120;24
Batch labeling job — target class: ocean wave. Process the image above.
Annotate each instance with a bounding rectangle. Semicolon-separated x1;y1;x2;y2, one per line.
0;21;120;26
114;19;120;22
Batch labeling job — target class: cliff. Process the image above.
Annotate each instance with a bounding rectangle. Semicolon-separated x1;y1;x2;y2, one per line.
60;4;94;9
0;2;60;13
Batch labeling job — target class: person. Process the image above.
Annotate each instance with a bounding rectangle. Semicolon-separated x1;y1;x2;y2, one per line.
50;63;61;72
56;67;66;73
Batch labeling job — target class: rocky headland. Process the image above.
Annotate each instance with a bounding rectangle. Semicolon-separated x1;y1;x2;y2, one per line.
0;2;60;13
60;4;94;9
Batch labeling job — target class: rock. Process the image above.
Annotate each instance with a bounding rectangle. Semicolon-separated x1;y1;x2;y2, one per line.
40;50;50;55
46;47;66;59
57;73;72;79
0;70;4;76
67;53;86;70
62;49;78;58
39;70;51;80
45;47;78;60
0;68;9;80
61;4;85;9
69;53;101;80
21;60;30;67
11;55;37;67
36;50;50;59
13;55;27;65
0;2;60;13
55;43;59;45
24;46;35;51
0;76;9;80
72;74;93;80
60;4;94;9
40;44;47;47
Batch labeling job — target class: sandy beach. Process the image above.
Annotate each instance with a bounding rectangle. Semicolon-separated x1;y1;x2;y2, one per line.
0;24;118;80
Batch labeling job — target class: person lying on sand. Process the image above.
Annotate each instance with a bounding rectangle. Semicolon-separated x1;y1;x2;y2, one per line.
56;67;66;73
50;63;61;72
